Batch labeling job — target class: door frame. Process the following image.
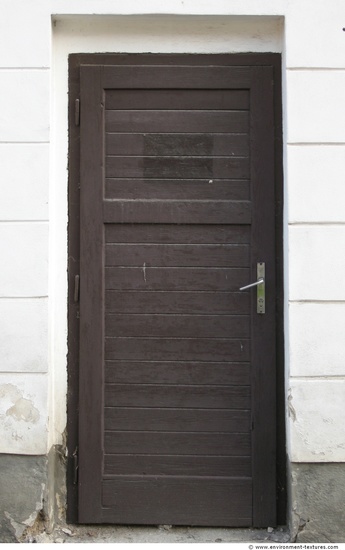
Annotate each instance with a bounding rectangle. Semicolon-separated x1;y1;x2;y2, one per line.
67;53;285;526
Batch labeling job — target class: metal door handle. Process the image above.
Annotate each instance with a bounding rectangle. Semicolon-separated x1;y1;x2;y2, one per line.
239;262;266;314
239;278;264;291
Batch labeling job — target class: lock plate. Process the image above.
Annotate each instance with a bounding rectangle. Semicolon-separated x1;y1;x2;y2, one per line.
257;262;265;314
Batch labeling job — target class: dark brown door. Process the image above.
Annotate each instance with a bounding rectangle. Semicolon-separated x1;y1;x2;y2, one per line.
75;56;279;527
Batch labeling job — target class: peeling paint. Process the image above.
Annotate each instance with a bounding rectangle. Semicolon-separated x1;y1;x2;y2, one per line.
6;397;40;423
0;383;40;424
288;389;297;422
0;380;45;453
0;383;21;402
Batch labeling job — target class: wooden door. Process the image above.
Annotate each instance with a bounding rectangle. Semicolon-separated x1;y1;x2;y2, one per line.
70;55;281;527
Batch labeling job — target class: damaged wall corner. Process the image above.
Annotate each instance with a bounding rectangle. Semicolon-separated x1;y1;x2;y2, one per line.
0;454;48;542
0;446;67;542
46;444;67;531
290;463;345;543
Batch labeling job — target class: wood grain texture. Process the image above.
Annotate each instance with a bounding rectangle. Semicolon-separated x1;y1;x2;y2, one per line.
106;109;249;133
105;384;250;409
70;55;283;527
250;65;277;527
104;432;251;455
105;267;250;291
104;361;251;385
105;243;250;267
101;476;252;526
104;454;251;477
106;155;249;179
105;179;250;201
103;200;251;224
78;65;104;522
105;223;251;244
105;89;250;110
102;64;252;89
106;133;249;157
104;408;250;432
105;313;250;338
105;224;251;244
105;337;250;362
105;290;250;315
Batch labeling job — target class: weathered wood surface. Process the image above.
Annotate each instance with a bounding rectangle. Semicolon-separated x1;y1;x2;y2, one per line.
75;57;280;527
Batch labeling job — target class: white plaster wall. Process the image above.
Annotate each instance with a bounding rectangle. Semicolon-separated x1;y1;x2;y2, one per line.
0;1;50;454
52;14;283;54
0;1;50;68
0;374;48;454
287;1;345;462
287;146;345;223
0;0;345;466
289;380;345;462
0;144;49;221
289;303;345;379
0;300;48;373
284;0;345;462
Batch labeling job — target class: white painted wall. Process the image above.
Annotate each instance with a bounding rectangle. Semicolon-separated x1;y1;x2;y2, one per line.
0;0;344;468
284;1;345;462
0;0;50;454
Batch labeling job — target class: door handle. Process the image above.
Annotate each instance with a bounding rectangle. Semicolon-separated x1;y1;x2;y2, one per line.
239;278;264;291
239;262;265;314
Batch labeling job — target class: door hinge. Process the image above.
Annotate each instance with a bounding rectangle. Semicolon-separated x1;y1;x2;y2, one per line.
74;274;80;303
75;99;80;126
72;446;79;485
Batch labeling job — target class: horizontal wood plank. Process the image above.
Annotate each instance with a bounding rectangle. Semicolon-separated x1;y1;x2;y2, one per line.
105;224;251;244
105;267;250;291
101;476;252;525
105;178;250;201
105;337;250;362
104;432;251;456
106;133;249;157
105;384;250;409
104;408;250;432
103;200;251;224
102;64;252;90
105;89;250;111
106;156;249;179
105;314;250;339
104;454;251;477
105;110;249;133
105;243;250;267
105;361;251;385
105;291;250;314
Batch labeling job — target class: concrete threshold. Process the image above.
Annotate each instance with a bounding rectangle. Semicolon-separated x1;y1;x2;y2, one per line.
23;523;291;544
